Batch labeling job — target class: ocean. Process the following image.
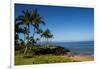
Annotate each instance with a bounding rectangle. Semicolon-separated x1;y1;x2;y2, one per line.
51;41;94;56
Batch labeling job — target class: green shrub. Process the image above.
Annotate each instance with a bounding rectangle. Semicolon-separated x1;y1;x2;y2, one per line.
31;45;70;55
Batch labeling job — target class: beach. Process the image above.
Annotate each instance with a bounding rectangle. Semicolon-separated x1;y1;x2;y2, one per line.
70;55;94;61
64;51;94;62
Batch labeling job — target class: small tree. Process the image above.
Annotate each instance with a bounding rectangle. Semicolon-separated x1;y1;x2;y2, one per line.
41;29;53;45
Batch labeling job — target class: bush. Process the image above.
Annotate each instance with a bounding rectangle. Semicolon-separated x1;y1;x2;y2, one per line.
31;45;70;55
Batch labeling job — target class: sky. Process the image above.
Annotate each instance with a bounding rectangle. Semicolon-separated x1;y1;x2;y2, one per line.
15;4;94;42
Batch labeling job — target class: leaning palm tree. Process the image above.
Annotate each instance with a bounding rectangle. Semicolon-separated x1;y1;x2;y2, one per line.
15;9;31;55
27;9;45;54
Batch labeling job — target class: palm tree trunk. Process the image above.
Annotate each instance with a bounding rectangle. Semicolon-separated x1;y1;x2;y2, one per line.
23;24;30;55
24;34;26;44
27;45;32;55
24;46;28;55
28;25;35;55
33;27;35;40
27;27;35;55
28;24;30;42
46;38;48;46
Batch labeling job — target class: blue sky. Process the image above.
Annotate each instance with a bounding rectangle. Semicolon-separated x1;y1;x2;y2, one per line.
15;4;94;42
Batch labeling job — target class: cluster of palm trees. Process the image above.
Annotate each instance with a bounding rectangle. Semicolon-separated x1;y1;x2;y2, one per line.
15;9;53;55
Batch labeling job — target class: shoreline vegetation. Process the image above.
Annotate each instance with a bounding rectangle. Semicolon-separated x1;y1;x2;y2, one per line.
15;45;94;65
15;8;94;65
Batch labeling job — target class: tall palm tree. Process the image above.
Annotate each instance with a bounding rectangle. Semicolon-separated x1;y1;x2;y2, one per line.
31;9;45;41
15;9;31;55
27;9;45;55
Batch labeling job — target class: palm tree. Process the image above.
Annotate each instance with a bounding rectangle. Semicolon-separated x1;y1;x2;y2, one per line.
15;9;31;55
26;9;45;55
41;29;53;45
31;9;45;41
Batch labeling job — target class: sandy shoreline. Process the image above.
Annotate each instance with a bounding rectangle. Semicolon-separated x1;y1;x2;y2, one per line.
70;55;94;61
64;52;94;61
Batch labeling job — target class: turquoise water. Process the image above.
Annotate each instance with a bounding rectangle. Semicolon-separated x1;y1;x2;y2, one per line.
52;41;94;56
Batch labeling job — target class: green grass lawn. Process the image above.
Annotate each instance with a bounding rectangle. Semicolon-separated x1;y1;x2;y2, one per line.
15;54;74;65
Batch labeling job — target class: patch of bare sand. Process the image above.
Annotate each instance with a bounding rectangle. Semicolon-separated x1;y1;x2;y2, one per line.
70;55;94;62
